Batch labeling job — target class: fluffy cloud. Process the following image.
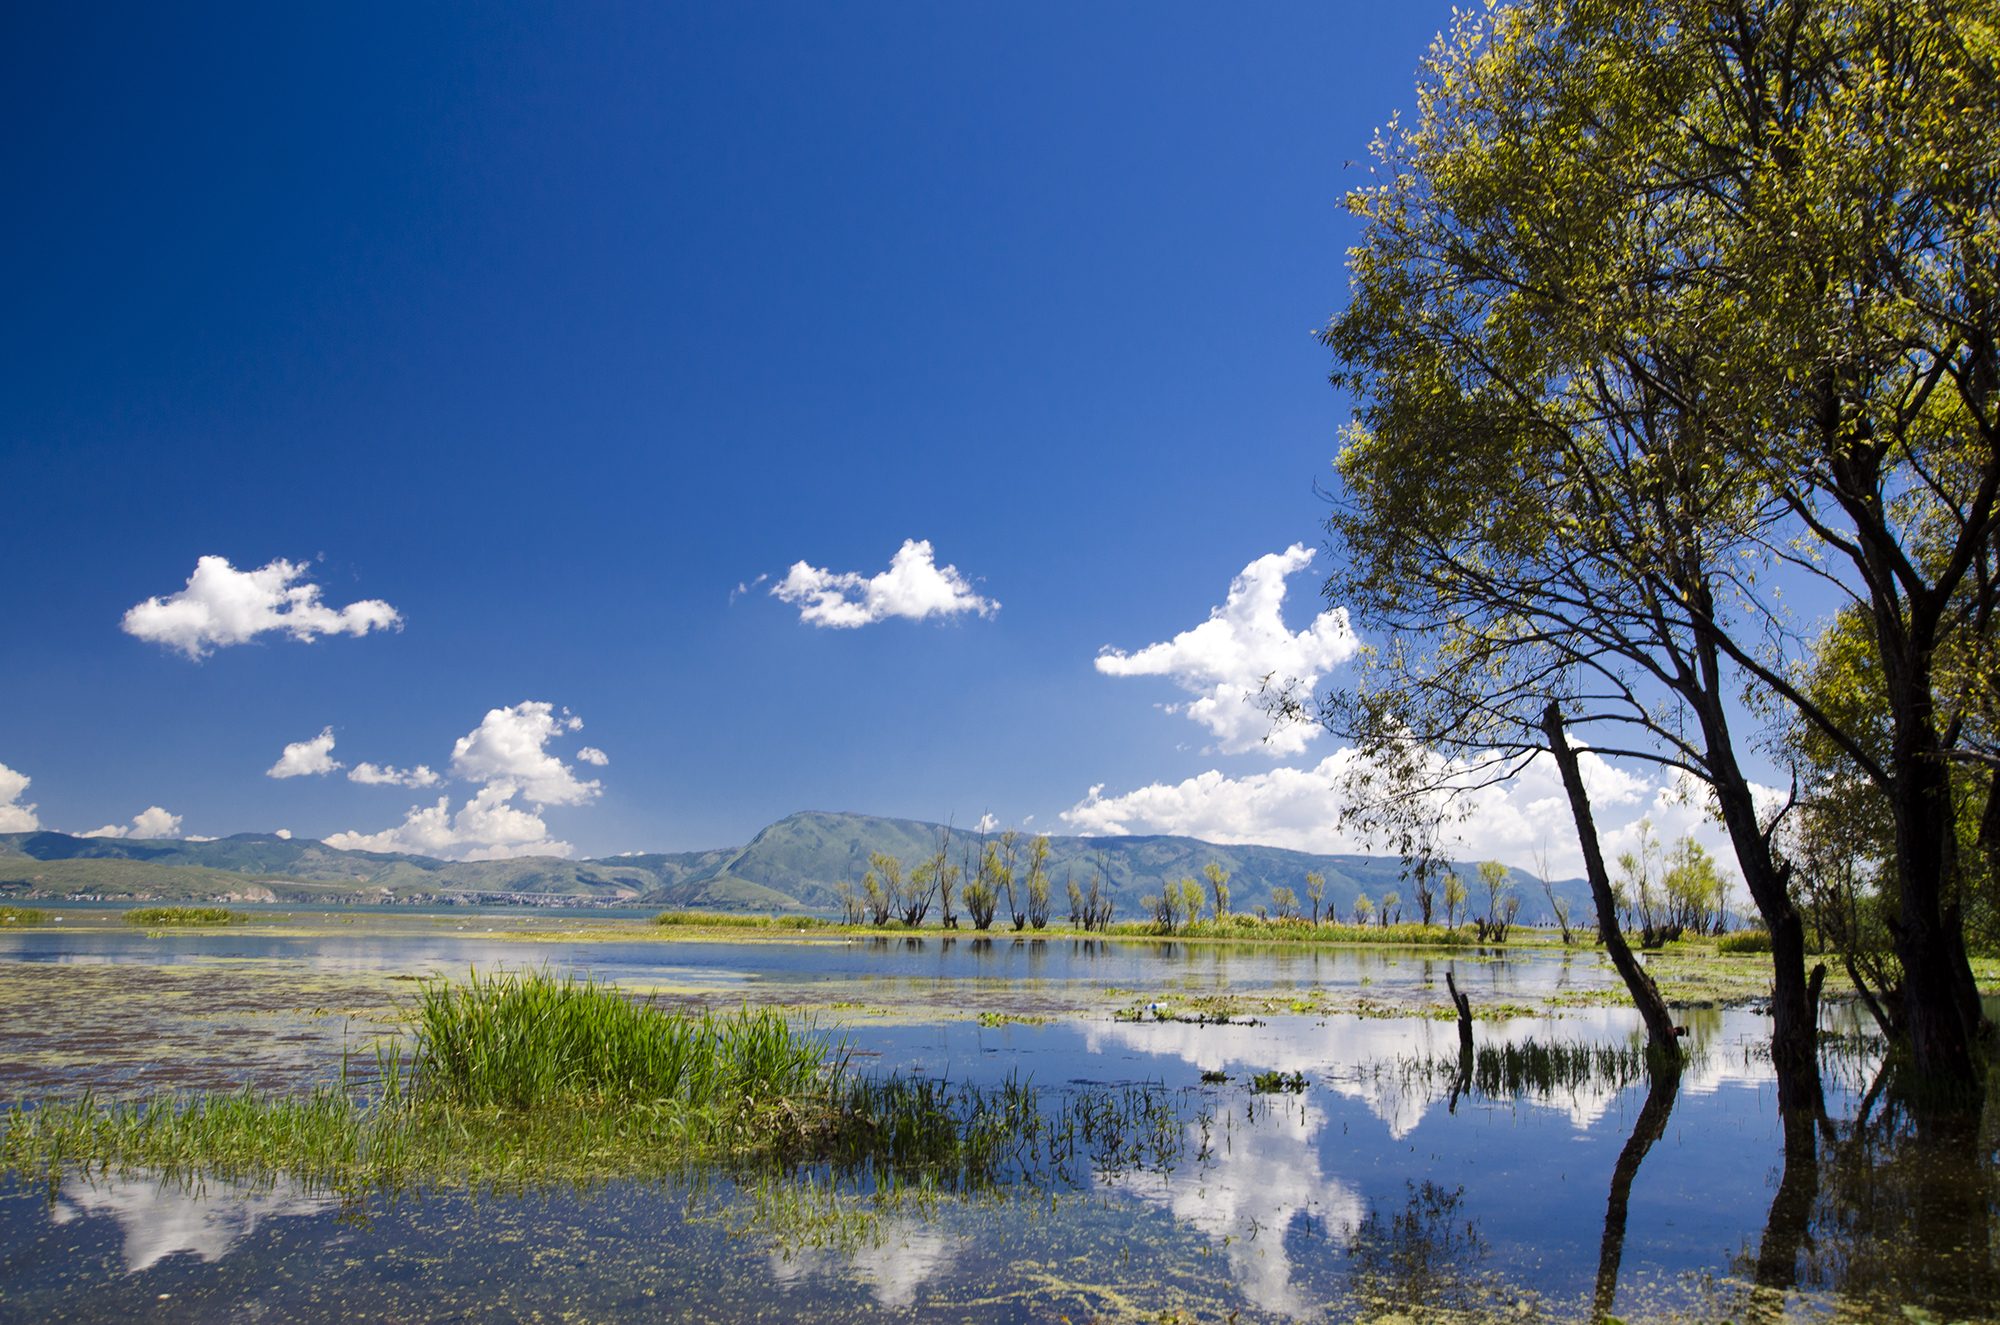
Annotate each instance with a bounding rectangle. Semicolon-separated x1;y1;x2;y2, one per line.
771;539;997;628
1062;745;1654;878
122;557;402;659
83;806;184;840
575;746;609;766
347;763;441;788
265;728;342;779
448;702;601;805
326;786;574;861
0;762;39;832
324;701;599;861
1095;545;1357;756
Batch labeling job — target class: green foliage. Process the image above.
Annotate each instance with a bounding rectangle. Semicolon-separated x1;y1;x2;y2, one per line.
1203;862;1231;920
123;906;242;927
0;905;48;925
1025;834;1053;930
1717;930;1774;955
1442;874;1467;930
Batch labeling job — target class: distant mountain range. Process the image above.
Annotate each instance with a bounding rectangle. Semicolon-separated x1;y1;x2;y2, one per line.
0;811;1592;923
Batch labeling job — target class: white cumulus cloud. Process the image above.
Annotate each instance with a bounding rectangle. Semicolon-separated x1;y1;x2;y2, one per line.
265;728;342;779
325;786;573;861
575;746;609;766
324;701;599;861
1061;746;1653;878
771;539;997;628
0;762;40;832
82;806;184;840
122;556;402;660
347;763;441;788
1095;545;1357;756
449;702;601;805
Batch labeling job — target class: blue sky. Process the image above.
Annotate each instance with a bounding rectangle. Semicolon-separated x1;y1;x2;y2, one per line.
4;1;1692;868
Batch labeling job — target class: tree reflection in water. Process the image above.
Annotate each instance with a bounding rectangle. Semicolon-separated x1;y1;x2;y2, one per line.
1592;1059;1681;1320
1738;1063;1999;1320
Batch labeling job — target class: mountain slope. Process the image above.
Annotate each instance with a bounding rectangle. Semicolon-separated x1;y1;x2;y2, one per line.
642;810;1589;923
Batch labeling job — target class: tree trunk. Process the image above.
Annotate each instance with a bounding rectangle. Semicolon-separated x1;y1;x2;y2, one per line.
1888;752;1982;1092
1542;704;1681;1055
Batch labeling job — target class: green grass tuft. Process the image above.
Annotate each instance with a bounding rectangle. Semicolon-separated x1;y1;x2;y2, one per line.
1716;930;1773;954
410;967;835;1111
0;906;48;925
123;906;244;927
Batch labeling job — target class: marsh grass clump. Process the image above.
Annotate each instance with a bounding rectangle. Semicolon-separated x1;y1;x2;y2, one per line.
410;968;833;1111
650;911;829;929
0;906;48;925
1716;929;1773;954
123;906;243;927
1471;1040;1653;1097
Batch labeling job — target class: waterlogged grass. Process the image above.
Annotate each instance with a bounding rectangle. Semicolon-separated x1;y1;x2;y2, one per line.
122;906;243;927
411;968;832;1110
0;968;1195;1202
0;905;48;925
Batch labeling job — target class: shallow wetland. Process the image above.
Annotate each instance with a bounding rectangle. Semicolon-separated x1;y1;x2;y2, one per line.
1;906;1995;1323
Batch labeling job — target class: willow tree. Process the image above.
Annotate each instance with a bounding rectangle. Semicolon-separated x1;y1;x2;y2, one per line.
1306;0;2000;1094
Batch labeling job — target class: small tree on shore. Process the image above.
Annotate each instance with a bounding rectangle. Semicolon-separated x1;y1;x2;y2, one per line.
1442;873;1467;930
1025;834;1053;930
1203;863;1231;922
1306;871;1326;925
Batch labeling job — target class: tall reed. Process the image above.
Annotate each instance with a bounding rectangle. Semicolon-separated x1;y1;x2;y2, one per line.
408;967;836;1111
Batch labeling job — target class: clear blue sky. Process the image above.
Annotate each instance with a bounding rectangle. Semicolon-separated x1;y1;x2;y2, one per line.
4;1;1550;862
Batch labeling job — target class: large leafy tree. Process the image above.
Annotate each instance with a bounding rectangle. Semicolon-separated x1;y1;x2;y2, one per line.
1313;0;1998;1091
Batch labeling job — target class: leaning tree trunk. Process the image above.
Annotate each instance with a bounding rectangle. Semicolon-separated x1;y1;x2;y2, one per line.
1543;704;1681;1056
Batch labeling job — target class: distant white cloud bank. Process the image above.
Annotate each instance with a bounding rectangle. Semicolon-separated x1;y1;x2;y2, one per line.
122;557;401;659
1095;545;1356;756
772;539;996;628
1062;745;1672;878
83;806;184;840
0;762;40;832
326;702;600;860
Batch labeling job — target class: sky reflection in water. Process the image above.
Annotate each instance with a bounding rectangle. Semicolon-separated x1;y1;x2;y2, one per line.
2;935;1990;1322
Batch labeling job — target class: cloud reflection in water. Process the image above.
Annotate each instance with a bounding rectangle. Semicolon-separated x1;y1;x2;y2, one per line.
52;1172;332;1273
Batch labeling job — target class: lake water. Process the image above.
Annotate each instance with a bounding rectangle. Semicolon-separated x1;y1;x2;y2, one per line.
1;919;1993;1322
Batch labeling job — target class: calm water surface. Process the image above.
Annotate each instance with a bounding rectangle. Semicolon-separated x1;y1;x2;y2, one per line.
1;925;1992;1322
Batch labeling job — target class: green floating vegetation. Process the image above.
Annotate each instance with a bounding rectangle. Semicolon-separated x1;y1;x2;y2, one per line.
122;906;244;927
1249;1069;1308;1094
0;906;49;925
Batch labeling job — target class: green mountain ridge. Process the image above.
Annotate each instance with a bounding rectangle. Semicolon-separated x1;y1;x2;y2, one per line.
0;815;1591;921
